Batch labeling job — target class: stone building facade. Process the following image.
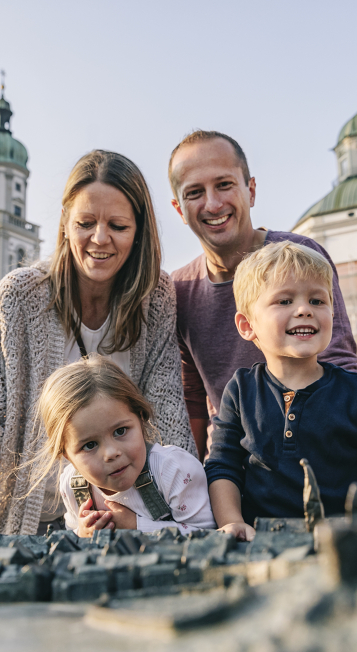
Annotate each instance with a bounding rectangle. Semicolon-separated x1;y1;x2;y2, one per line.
0;83;41;278
292;113;357;339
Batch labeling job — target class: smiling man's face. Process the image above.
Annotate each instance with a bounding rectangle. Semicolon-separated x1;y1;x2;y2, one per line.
171;138;256;255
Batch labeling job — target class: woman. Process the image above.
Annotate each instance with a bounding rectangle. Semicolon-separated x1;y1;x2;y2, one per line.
0;150;196;535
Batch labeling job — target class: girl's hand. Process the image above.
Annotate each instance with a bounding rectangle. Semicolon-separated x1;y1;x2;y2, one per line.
218;521;256;541
77;497;114;538
104;500;137;530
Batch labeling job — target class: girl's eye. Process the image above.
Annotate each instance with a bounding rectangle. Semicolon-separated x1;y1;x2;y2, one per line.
279;299;292;305
114;427;127;438
310;299;323;305
82;441;97;452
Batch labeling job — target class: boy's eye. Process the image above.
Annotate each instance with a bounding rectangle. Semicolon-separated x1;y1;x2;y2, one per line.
114;427;127;438
82;441;97;452
310;299;323;305
279;299;292;305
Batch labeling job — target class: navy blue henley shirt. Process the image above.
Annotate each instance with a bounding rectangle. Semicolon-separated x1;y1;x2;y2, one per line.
204;362;357;525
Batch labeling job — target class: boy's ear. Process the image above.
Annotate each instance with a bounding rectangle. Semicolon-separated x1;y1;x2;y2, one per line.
235;312;257;342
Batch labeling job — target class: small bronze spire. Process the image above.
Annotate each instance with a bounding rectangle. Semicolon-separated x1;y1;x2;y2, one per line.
300;458;325;532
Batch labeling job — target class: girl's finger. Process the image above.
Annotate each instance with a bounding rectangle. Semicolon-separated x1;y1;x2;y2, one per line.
104;521;115;530
82;511;101;527
78;497;93;517
93;512;113;530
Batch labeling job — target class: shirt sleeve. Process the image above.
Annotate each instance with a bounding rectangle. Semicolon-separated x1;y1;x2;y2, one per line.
204;376;247;493
59;466;80;532
177;329;209;420
136;448;216;534
299;237;357;371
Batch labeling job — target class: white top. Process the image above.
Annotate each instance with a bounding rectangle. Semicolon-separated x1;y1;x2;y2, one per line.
60;443;216;535
64;313;130;377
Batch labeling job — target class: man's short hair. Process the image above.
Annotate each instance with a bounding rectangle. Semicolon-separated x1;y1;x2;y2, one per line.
233;241;334;320
168;130;251;198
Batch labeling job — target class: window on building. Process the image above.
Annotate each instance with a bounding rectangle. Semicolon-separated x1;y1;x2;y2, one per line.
340;158;348;178
14;206;21;217
15;183;21;192
17;248;25;267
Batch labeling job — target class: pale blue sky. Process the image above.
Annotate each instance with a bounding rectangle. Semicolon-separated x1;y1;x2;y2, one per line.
1;0;357;271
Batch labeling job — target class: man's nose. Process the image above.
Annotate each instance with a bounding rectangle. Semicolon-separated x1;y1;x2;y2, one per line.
204;190;224;214
91;223;111;245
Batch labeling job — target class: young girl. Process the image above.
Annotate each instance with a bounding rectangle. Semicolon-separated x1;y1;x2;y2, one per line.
30;355;215;537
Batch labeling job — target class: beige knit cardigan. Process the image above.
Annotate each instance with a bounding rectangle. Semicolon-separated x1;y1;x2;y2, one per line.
0;266;196;535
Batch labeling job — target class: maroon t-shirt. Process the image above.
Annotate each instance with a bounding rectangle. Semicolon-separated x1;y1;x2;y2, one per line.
172;230;357;420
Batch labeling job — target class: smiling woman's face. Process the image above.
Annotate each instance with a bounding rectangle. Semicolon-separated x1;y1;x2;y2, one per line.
64;181;137;287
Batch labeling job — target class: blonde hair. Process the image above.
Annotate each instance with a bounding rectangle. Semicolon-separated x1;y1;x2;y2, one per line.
233;241;333;320
24;355;157;496
46;150;161;352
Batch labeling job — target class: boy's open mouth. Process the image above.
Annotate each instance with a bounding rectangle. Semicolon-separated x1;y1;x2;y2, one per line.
286;327;318;336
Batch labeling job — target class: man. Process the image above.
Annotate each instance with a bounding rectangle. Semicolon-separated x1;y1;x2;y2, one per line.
169;130;357;461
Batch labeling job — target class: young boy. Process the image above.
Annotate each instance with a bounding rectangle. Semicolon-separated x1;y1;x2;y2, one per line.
204;241;357;541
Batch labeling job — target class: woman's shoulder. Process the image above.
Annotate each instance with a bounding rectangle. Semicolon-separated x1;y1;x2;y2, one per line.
0;263;50;297
144;269;176;319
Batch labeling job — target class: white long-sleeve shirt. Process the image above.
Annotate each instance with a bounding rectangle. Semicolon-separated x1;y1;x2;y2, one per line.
60;443;216;535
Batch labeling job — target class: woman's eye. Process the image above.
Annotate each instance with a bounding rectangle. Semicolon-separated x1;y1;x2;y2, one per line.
110;224;127;231
77;222;94;229
114;427;127;437
82;441;97;452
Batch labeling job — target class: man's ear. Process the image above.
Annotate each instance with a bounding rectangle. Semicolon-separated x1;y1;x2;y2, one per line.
171;199;188;225
248;177;256;208
235;312;257;342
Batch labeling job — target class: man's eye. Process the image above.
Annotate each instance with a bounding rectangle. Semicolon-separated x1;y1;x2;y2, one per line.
310;299;323;305
82;441;97;451
218;182;233;189
114;427;127;437
186;189;203;199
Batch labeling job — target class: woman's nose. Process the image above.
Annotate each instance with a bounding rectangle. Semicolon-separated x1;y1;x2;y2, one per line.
91;224;111;245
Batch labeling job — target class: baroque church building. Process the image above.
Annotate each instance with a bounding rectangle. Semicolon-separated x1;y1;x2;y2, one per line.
0;82;41;278
292;112;357;339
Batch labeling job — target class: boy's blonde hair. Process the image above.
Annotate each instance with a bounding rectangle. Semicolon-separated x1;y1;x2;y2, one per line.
233;241;333;320
22;355;157;497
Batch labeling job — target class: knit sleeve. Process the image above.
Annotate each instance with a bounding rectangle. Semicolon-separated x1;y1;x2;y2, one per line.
135;272;197;457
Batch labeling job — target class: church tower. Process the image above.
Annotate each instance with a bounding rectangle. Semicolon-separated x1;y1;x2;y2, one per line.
0;74;41;278
292;112;357;339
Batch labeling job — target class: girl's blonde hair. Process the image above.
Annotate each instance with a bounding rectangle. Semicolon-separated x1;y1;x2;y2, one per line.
233;241;334;320
46;149;161;352
26;355;157;496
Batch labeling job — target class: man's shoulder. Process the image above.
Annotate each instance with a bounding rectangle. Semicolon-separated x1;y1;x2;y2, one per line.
266;230;327;254
171;254;206;284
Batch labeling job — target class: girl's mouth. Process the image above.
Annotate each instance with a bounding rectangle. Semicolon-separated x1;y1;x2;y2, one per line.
109;465;129;477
